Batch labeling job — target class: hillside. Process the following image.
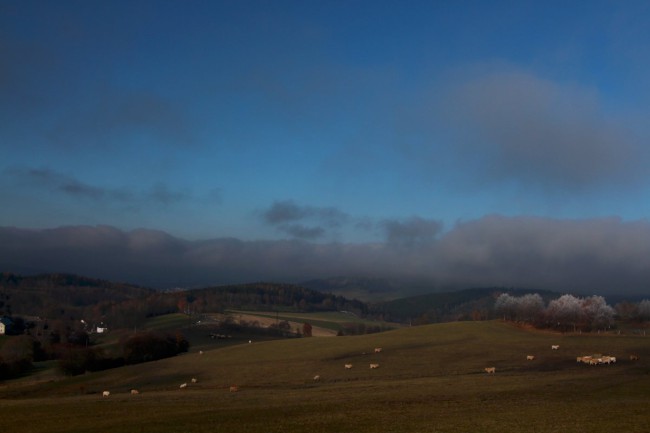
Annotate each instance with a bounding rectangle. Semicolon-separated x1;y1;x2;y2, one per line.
0;321;648;432
0;273;371;325
185;282;368;315
301;276;411;301
0;272;639;337
371;287;562;324
0;272;154;317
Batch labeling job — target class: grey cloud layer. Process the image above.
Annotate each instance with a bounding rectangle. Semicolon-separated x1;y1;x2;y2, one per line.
429;67;649;191
3;216;649;296
381;216;443;246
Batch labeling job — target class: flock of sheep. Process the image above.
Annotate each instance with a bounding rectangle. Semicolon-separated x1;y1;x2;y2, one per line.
483;344;558;374
310;347;384;383
483;345;640;374
99;342;642;397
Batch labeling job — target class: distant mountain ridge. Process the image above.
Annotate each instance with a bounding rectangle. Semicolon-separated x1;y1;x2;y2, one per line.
301;276;443;301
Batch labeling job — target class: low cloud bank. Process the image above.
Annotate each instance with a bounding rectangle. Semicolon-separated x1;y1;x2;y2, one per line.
2;215;650;297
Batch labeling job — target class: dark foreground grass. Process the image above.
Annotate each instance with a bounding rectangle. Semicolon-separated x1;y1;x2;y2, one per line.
1;321;649;433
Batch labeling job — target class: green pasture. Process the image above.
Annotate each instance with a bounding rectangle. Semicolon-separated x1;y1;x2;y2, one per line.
229;309;396;332
143;313;192;331
1;321;649;432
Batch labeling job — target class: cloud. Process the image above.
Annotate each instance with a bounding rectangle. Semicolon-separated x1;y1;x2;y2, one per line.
432;215;650;293
3;217;650;297
381;216;443;246
148;182;192;205
7;167;134;202
263;200;348;225
262;200;350;239
431;66;648;191
5;166;194;207
282;224;326;240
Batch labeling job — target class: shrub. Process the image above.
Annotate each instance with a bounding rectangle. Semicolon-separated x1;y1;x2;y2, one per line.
122;331;189;365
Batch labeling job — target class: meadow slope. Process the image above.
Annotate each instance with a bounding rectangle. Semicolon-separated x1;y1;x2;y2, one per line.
1;321;649;433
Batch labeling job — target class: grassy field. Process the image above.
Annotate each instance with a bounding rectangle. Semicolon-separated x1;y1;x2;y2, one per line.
228;309;398;334
1;321;649;432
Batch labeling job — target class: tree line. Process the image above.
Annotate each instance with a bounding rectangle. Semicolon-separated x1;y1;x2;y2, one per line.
0;330;189;379
494;293;650;332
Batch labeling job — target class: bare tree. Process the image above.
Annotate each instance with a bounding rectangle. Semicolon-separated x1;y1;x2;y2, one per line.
637;299;650;321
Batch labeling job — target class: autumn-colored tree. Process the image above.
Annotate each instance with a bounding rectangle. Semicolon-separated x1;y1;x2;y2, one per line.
302;322;312;337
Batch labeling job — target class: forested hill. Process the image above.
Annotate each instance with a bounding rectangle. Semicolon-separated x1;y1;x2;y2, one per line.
0;273;369;327
180;282;369;316
0;272;154;315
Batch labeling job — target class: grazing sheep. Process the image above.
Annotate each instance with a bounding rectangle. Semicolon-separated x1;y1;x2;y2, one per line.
313;375;320;382
180;383;188;389
484;367;496;374
344;363;353;369
199;350;204;355
630;354;640;361
229;385;239;392
374;347;382;353
526;355;535;361
369;363;380;369
102;391;110;397
551;345;560;350
130;389;139;395
191;377;198;383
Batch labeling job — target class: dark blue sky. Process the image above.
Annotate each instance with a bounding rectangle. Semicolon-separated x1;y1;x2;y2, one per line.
2;1;650;294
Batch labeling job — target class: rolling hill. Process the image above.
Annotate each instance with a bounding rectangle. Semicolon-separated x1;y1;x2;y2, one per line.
0;320;648;432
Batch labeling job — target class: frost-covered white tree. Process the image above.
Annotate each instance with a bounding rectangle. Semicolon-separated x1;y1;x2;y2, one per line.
495;292;616;331
546;294;583;331
581;295;615;330
518;294;545;324
494;293;545;323
494;293;518;320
